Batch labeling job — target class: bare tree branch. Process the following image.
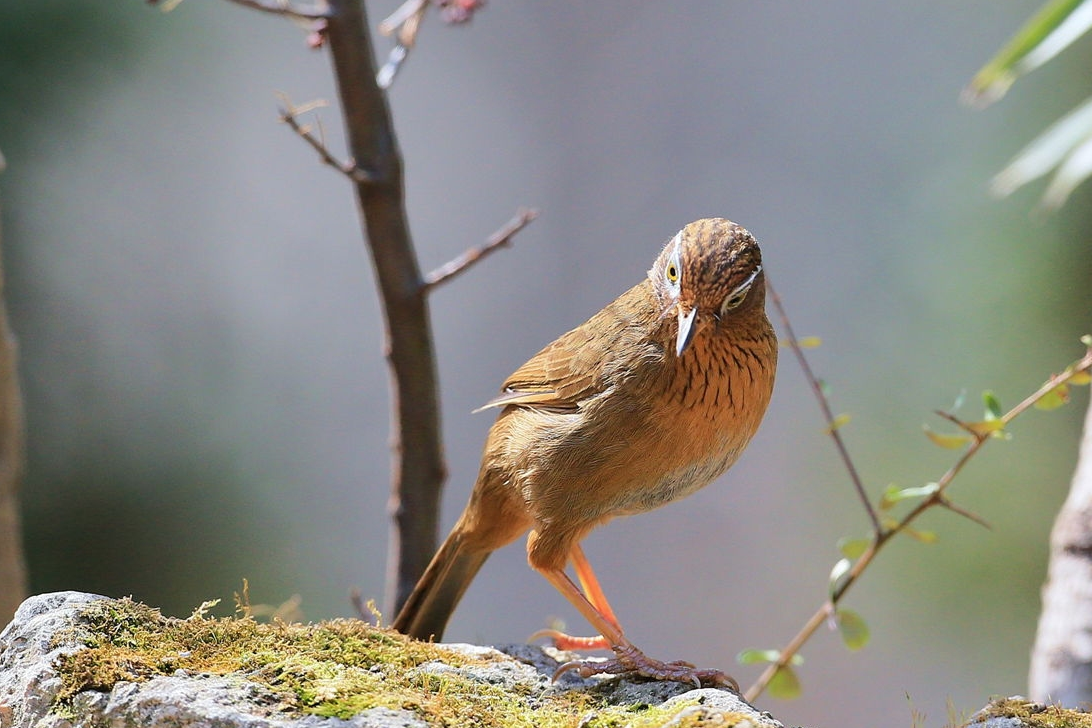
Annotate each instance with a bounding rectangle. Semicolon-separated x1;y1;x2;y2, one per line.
322;0;447;615
277;99;371;182
0;195;28;627
423;208;538;291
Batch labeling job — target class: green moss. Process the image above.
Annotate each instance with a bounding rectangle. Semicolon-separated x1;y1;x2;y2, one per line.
50;598;734;728
977;697;1092;728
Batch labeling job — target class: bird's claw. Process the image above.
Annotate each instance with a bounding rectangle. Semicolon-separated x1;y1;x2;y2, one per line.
550;649;739;692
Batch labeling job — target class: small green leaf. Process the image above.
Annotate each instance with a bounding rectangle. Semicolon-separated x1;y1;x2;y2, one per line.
1036;383;1070;410
836;608;871;651
905;526;938;544
880;483;939;510
737;648;781;665
881;483;939;510
1081;334;1092;347
983;390;1004;420
837;537;870;560
1070;369;1091;385
965;419;1007;437
736;648;803;667
768;665;802;700
923;424;972;449
826;413;851;434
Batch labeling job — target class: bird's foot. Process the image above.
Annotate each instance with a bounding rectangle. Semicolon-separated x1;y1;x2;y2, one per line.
551;642;739;691
529;628;611;652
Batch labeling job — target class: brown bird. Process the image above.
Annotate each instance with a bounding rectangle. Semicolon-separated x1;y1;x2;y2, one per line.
392;218;777;688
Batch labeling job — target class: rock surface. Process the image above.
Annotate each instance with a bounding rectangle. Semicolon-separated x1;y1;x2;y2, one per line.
0;592;785;728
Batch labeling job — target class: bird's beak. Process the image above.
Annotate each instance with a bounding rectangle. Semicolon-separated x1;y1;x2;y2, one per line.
676;305;698;356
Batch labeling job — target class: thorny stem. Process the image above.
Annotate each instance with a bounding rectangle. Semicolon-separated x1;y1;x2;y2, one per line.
744;345;1092;703
766;278;881;535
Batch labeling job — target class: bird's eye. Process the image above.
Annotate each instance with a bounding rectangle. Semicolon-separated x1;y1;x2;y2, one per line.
722;290;748;312
666;262;679;283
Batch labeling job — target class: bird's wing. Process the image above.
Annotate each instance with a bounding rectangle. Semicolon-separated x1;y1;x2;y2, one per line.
478;283;655;412
478;326;599;411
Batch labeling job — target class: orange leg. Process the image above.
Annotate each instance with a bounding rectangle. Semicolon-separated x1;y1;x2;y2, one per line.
535;562;736;689
530;544;615;651
527;535;736;690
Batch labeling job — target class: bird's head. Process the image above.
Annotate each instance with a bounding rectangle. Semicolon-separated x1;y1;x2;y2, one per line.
648;218;767;357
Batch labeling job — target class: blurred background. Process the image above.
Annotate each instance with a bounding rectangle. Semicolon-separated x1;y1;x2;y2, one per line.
2;1;1092;726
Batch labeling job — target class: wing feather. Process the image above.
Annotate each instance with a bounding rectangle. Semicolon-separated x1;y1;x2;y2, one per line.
478;282;661;412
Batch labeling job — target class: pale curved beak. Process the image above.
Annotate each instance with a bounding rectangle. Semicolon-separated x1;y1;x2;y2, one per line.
676;305;698;356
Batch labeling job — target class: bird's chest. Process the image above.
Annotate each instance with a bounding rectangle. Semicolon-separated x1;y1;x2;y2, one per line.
609;340;757;514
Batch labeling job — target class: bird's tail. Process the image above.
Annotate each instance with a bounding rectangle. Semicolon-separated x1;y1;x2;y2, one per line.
390;529;490;641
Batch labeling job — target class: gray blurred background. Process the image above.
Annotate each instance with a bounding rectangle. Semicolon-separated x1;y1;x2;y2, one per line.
3;1;1092;726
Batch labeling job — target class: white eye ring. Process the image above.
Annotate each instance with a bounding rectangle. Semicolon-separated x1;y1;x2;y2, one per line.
720;265;761;315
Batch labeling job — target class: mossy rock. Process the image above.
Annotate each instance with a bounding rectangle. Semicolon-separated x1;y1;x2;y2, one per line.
0;592;782;728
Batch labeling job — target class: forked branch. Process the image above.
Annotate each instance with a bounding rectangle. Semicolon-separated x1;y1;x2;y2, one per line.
744;342;1092;702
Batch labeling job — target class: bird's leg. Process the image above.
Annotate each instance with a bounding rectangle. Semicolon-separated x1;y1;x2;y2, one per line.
534;558;738;691
531;544;615;651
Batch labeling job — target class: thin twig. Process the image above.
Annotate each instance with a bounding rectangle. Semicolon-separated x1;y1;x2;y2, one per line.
278;102;371;182
379;0;429;37
744;345;1092;702
422;208;539;291
376;0;430;88
222;0;330;20
766;277;882;535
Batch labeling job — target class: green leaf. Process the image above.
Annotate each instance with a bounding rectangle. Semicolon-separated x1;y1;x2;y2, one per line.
826;413;851;434
737;648;781;665
836;609;870;651
1041;128;1092;210
768;665;802;700
923;424;972;449
983;391;1004;420
965;419;1007;437
904;526;938;544
1072;370;1092;385
837;537;870;560
1035;383;1070;410
964;0;1092;107
1082;334;1092;347
736;648;803;667
880;483;939;510
992;96;1092;209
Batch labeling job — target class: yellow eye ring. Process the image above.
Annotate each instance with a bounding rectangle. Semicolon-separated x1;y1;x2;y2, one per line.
666;263;679;283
